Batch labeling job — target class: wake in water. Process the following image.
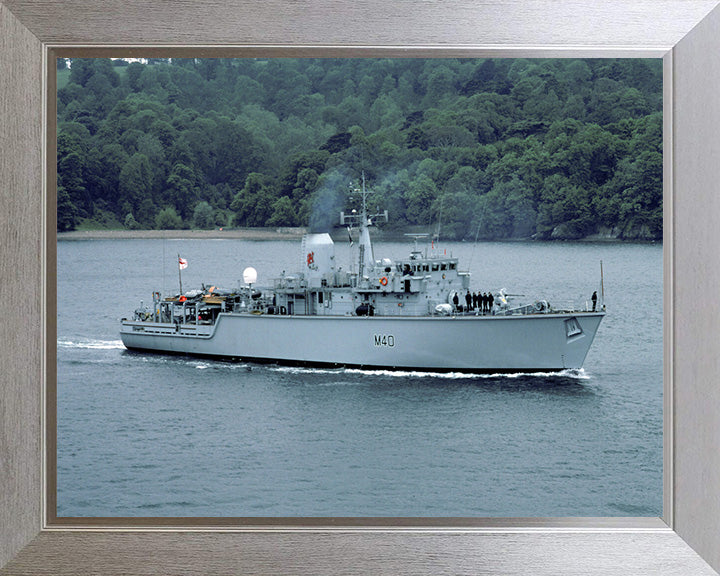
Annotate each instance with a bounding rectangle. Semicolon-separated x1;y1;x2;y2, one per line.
57;339;125;350
270;365;590;380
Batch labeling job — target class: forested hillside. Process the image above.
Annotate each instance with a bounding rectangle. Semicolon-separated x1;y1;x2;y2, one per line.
57;57;662;240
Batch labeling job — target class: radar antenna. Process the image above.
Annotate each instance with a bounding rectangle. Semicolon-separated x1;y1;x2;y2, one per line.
339;172;388;229
404;233;429;259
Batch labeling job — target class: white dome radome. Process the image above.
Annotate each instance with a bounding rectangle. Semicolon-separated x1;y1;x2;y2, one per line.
243;266;257;285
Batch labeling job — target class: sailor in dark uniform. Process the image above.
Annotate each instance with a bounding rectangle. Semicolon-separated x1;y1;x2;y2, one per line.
452;292;459;310
465;290;472;311
592;291;598;311
488;292;494;313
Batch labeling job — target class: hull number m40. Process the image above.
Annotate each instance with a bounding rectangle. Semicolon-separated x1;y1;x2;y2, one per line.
374;334;395;347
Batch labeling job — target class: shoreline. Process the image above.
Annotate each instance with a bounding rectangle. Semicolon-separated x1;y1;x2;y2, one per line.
57;227;308;241
57;227;661;243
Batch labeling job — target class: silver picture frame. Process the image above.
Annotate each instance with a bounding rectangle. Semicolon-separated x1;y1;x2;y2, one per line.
2;1;720;574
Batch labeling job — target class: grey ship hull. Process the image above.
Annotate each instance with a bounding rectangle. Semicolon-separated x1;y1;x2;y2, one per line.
120;311;604;372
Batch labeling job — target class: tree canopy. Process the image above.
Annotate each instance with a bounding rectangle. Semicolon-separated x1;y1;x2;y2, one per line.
57;57;662;240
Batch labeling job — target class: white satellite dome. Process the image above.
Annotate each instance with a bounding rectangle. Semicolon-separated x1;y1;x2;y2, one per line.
243;266;257;285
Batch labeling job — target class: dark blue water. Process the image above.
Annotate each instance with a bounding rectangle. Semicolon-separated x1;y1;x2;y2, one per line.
57;238;662;517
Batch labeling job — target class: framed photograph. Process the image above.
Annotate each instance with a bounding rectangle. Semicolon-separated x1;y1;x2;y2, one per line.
53;54;663;523
2;1;720;574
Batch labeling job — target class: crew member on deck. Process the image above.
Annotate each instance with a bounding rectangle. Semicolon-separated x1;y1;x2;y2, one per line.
452;292;459;311
465;290;472;311
592;291;598;311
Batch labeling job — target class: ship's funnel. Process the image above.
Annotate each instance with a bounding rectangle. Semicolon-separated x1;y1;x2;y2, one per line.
243;267;257;285
303;233;335;288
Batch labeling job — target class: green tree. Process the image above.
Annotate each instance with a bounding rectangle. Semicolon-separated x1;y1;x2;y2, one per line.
292;167;320;202
606;150;662;237
267;196;299;227
118;153;153;211
475;186;511;239
214;209;229;227
434;190;478;240
58;151;90;216
377;169;413;227
155;206;183;229
193;201;215;229
68;59;95;86
57;186;79;231
125;62;145;92
165;162;198;219
136;198;157;228
124;212;141;230
422;63;457;106
504;178;537;238
404;174;438;225
230;173;278;226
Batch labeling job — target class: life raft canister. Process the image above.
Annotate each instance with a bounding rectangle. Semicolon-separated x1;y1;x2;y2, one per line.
379;276;388;286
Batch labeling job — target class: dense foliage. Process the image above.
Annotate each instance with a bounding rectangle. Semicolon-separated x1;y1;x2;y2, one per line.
57;57;662;240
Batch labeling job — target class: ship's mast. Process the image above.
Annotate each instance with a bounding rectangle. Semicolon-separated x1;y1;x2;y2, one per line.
340;172;388;279
358;173;374;278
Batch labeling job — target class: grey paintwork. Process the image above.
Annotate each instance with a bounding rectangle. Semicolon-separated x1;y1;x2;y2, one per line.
120;311;604;371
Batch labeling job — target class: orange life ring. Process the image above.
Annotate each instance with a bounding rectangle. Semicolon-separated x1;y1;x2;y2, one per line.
380;276;388;286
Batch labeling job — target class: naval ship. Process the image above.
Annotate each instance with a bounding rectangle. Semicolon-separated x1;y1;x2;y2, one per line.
120;178;605;372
